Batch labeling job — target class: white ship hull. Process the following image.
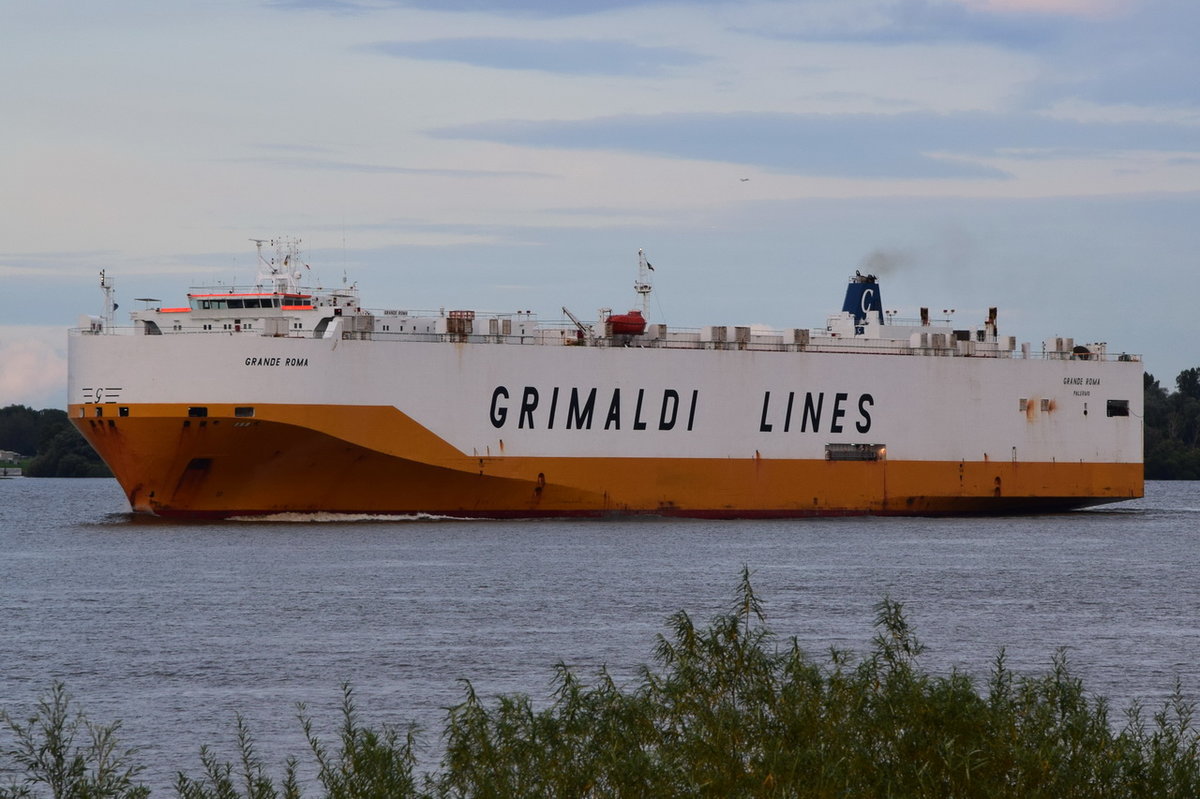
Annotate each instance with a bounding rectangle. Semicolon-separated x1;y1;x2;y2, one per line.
68;328;1143;518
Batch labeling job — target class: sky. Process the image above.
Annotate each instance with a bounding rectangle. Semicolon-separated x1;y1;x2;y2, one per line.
2;0;1198;410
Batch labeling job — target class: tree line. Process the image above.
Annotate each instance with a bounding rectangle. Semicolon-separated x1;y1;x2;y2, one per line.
1144;368;1200;480
1;366;1198;480
0;405;111;477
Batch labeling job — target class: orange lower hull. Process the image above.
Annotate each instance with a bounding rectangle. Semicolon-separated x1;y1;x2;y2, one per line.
71;403;1144;518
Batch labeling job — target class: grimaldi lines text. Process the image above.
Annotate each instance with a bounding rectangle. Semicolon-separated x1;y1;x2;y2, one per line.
68;245;1143;518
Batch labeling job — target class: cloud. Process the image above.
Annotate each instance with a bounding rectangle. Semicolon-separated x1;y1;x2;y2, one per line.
399;0;690;13
271;0;721;16
231;154;550;178
432;110;1199;179
949;0;1129;19
264;0;375;14
913;0;1200;109
0;251;123;283
725;0;1197;113
733;0;1065;49
1042;0;1200;107
367;37;706;76
0;328;68;410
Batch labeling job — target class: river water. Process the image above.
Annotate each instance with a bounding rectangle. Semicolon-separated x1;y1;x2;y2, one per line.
2;478;1198;792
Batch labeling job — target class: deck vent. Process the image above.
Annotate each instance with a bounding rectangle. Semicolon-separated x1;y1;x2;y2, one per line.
1106;399;1130;417
825;443;887;462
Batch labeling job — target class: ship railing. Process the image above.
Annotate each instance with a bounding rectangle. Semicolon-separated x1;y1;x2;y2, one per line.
67;326;1140;361
332;329;1141;361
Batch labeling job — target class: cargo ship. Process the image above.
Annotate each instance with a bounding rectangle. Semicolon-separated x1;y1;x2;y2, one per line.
68;239;1143;518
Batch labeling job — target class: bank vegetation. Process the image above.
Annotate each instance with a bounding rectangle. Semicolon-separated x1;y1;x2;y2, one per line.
3;571;1199;798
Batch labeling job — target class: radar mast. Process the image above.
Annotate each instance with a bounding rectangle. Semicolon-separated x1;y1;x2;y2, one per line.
253;237;304;294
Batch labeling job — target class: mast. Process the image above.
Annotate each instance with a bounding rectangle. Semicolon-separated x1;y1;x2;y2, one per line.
634;249;653;317
100;269;115;331
253;237;303;294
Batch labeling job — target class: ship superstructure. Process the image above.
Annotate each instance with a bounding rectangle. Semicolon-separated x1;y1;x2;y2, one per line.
69;241;1143;518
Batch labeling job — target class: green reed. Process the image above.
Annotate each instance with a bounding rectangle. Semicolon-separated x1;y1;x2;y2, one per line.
0;682;148;799
4;567;1200;797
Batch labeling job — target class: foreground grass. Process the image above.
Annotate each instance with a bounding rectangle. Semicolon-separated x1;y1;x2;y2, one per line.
4;569;1200;798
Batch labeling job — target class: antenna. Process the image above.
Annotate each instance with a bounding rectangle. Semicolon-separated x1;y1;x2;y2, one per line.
250;238;269;274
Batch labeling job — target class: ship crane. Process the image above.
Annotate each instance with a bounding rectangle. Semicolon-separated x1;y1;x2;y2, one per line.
561;306;594;344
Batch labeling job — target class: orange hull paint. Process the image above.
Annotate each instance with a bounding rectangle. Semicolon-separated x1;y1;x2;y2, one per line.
72;403;1143;518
